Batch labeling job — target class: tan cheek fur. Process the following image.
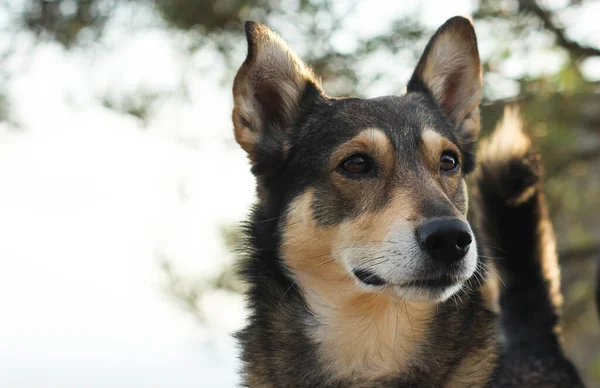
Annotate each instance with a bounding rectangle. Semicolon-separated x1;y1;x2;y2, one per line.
281;191;433;382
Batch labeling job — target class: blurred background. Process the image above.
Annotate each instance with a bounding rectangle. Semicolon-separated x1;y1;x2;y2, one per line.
0;0;598;386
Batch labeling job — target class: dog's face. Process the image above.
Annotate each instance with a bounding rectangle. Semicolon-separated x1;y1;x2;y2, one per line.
232;17;482;302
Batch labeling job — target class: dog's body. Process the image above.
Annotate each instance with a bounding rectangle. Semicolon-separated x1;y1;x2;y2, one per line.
231;17;586;387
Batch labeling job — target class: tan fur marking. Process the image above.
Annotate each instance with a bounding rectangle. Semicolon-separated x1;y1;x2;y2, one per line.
421;129;444;171
479;107;530;167
421;129;461;171
281;191;434;382
537;197;564;333
282;191;341;279
421;128;464;208
337;188;417;245
481;269;501;312
329;128;398;214
330;128;395;172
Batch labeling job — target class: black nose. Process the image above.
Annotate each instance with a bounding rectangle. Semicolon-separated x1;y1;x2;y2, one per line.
418;218;472;264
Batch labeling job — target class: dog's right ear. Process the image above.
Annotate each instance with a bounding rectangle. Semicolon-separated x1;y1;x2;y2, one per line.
407;17;482;150
232;22;322;173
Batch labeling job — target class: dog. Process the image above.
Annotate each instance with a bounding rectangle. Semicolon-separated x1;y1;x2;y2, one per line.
230;16;587;387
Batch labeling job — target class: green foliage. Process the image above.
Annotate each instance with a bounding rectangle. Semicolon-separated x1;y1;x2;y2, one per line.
0;93;8;122
19;0;115;48
154;0;272;31
101;88;164;126
3;0;600;384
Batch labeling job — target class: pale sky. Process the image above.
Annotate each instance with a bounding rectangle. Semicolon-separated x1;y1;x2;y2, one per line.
0;1;598;386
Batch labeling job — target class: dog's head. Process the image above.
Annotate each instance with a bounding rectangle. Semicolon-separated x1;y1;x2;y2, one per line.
232;17;482;302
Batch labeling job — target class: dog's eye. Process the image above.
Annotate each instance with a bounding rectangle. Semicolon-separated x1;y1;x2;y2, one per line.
339;154;373;176
440;152;459;173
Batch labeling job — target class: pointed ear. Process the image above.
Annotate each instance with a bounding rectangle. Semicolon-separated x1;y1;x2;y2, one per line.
232;21;322;172
407;16;482;145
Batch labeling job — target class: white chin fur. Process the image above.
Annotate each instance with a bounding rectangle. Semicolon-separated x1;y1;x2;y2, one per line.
338;222;479;303
393;282;465;302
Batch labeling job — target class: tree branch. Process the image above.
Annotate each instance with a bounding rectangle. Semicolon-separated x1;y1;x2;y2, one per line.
596;254;600;320
518;0;600;59
559;243;600;263
547;146;600;178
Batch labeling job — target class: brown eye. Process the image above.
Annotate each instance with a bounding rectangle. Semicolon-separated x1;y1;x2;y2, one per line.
339;154;373;176
440;152;459;173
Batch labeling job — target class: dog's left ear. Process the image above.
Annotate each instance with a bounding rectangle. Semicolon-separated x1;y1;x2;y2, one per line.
232;21;323;174
407;16;482;146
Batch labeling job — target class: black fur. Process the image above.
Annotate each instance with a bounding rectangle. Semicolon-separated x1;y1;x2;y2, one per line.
232;17;589;388
474;125;585;387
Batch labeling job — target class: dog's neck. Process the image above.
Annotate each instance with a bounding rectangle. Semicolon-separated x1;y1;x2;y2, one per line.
294;269;434;382
283;257;498;387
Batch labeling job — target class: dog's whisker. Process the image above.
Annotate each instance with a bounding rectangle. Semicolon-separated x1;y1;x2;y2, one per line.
451;294;460;311
306;258;336;273
255;215;287;224
455;290;463;304
362;257;390;269
393;300;401;353
478;254;507;260
479;261;505;287
277;258;337;306
329;272;353;293
379;260;406;282
471;270;484;291
285;252;330;263
403;300;415;340
478;245;512;258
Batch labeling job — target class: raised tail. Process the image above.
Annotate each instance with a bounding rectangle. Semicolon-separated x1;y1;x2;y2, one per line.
473;107;584;386
474;107;561;343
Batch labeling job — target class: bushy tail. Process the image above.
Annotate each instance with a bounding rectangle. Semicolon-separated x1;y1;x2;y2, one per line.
473;107;585;385
473;107;563;344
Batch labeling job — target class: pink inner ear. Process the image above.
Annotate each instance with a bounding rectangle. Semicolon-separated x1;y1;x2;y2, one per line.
441;73;461;118
254;82;285;124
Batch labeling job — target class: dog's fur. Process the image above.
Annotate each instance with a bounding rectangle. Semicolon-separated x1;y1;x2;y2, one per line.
231;16;586;387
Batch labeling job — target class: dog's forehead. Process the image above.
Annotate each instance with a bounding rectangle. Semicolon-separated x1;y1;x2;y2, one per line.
301;93;452;150
358;95;447;130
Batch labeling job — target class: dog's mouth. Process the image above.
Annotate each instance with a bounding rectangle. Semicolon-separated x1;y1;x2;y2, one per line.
352;267;468;301
403;276;458;289
353;268;461;290
352;269;387;286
